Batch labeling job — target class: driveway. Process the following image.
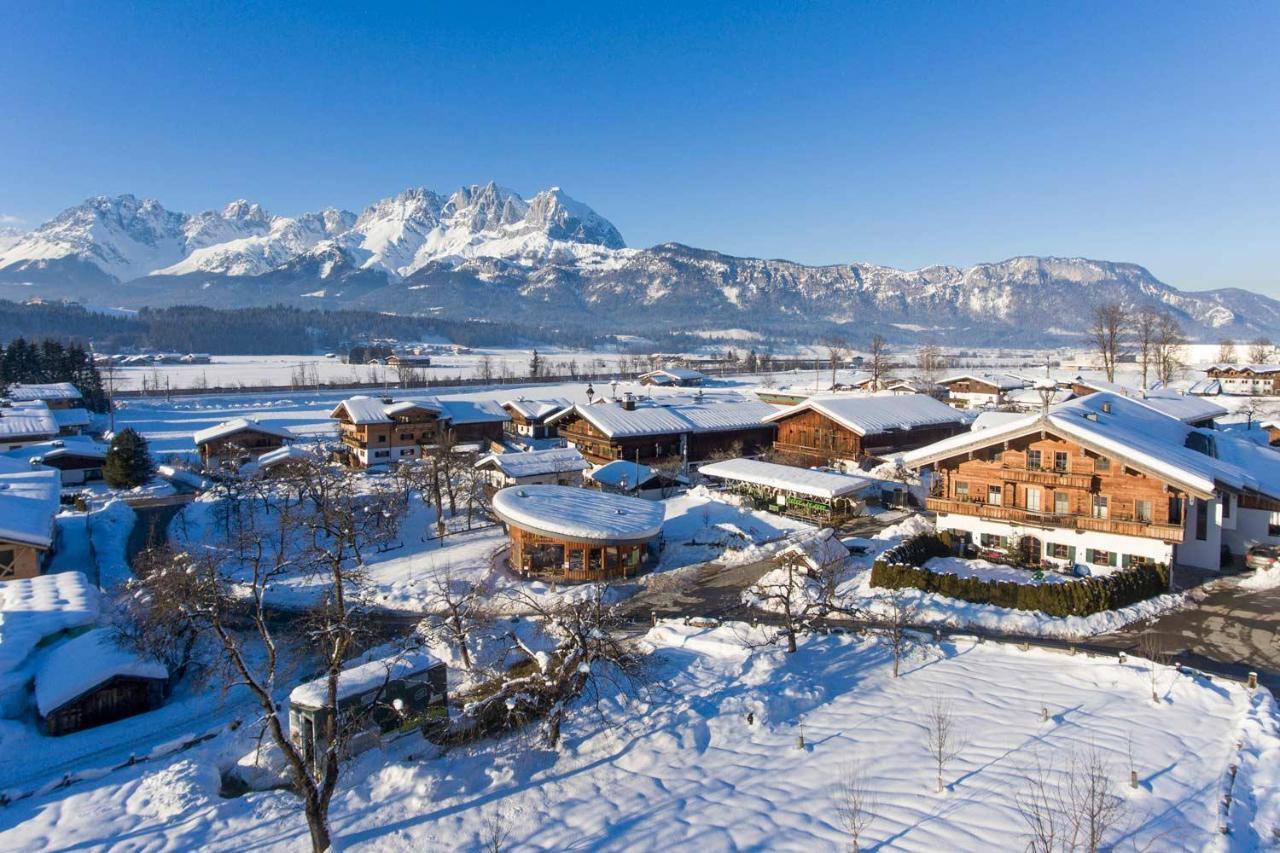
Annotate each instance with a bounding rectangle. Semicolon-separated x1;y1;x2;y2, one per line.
1092;581;1280;691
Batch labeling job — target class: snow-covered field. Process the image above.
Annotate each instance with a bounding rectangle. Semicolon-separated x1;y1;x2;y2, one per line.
2;622;1274;850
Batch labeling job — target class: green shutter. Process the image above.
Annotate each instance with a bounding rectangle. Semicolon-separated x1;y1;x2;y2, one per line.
1085;548;1095;564
1110;552;1118;567
1121;554;1131;568
1067;545;1077;562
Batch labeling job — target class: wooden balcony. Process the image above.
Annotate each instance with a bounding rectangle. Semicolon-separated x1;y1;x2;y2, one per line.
926;498;1184;543
999;467;1095;490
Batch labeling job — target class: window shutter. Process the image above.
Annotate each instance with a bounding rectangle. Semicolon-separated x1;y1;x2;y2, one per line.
1121;554;1131;568
1085;548;1094;563
1110;552;1118;567
1068;546;1077;562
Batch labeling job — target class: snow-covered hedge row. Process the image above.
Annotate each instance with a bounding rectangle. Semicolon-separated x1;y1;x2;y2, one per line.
871;534;1170;617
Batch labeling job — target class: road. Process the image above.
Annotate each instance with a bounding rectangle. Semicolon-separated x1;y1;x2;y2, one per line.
1091;581;1280;691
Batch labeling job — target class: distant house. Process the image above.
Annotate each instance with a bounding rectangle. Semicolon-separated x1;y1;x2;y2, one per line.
6;382;83;410
1069;376;1226;428
12;437;108;485
0;462;60;580
386;354;432;369
765;394;970;466
36;628;168;736
1202;364;1280;396
0;571;99;717
193;417;299;471
547;394;777;465
475;446;589;489
179;353;211;364
938;373;1031;409
330;396;509;468
638;367;707;387
501;398;571;440
244;444;322;478
0;404;61;451
585;459;687;499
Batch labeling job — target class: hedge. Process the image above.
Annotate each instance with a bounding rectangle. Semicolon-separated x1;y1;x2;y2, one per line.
871;534;1170;618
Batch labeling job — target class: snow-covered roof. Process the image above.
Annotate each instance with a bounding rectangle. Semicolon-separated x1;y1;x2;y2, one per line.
1205;363;1280;375
430;398;510;425
764;393;967;436
475;446;588;478
0;571;99;676
12;437;108;463
6;382;82;403
330;396;394;424
50;407;91;429
1140;394;1227;424
254;444;319;468
1004;386;1075;408
193;417;298;446
698;458;873;499
778;529;850;571
35;628;168;716
0;467;60;547
492;484;666;544
502;398;572;421
1071;375;1138;395
970;411;1031;432
940;373;1030;391
0;407;59;440
640;366;707;382
550;397;775;439
585;459;676;490
903;391;1280;501
1187;378;1222;396
289;648;443;709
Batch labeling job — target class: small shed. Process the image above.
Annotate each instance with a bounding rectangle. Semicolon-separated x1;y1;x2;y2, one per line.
475;446;588;488
586;459;687;499
36;628;167;736
698;458;873;523
638;367;707;387
288;650;447;776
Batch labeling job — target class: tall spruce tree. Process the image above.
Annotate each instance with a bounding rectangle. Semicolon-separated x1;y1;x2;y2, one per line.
104;428;156;489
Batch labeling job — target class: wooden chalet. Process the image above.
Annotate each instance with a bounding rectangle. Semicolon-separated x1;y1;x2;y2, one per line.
903;391;1280;572
330;396;510;467
193;417;298;471
938;373;1030;409
546;394;777;465
36;628;168;736
501;398;571;440
0;463;60;581
1202;364;1280;396
764;394;969;466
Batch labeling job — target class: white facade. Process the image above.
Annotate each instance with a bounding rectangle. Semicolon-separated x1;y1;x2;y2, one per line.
935;512;1176;569
947;390;1001;410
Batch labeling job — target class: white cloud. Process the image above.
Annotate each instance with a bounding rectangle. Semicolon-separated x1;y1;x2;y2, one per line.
0;214;24;226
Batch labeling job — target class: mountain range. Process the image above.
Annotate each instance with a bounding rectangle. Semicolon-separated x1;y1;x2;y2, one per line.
2;182;1277;344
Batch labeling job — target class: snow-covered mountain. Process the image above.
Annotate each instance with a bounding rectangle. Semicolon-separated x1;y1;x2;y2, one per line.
3;184;1278;343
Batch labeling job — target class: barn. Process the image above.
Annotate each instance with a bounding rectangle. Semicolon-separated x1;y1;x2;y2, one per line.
36;628;168;736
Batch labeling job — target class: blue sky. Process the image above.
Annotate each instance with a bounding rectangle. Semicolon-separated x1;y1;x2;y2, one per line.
1;1;1276;292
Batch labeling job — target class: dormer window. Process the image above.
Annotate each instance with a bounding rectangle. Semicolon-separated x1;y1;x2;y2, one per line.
1101;401;1112;414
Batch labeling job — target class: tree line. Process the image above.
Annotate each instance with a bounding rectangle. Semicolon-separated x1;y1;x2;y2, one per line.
0;337;109;411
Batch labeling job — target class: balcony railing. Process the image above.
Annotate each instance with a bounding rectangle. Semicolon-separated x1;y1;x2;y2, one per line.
1000;466;1095;490
926;498;1184;543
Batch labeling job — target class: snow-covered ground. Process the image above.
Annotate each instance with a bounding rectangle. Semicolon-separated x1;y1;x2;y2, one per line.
2;622;1273;850
923;555;1076;585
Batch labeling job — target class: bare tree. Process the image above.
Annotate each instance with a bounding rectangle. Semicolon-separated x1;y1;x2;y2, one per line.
1152;312;1185;386
867;335;891;389
1216;338;1238;365
835;760;876;852
916;344;945;396
1248;337;1273;365
825;336;849;390
744;540;849;654
1139;630;1165;703
463;584;640;748
1016;746;1128;853
480;807;511;852
421;567;489;672
924;695;967;793
131;460;407;852
877;586;918;678
1089;301;1127;382
113;546;205;686
1134;308;1158;389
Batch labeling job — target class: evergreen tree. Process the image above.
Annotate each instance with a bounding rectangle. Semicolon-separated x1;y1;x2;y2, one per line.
529;349;542;378
104;428;156;489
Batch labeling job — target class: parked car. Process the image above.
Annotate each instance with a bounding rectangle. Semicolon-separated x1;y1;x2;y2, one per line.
1245;544;1280;573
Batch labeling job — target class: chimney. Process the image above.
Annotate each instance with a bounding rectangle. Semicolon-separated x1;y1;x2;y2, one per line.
622;392;636;411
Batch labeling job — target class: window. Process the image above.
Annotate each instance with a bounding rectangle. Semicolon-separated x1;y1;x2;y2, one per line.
1169;496;1183;525
1025;487;1042;512
1135;500;1153;523
1195;498;1208;541
1054;491;1070;515
400;432;413;441
987;485;1003;506
1088;548;1115;567
1049;543;1071;560
954;481;969;500
374;450;390;459
377;434;387;443
981;533;1004;548
1092;495;1109;519
1094;456;1110;473
0;548;14;579
1223;495;1232;519
1129;555;1154;567
1027;449;1042;470
1270;512;1280;537
1054;451;1069;472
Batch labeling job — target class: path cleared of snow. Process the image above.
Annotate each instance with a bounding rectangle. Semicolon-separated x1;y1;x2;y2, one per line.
0;623;1268;851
